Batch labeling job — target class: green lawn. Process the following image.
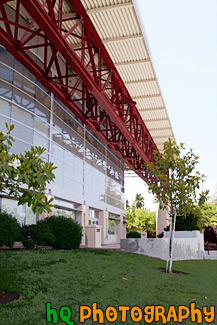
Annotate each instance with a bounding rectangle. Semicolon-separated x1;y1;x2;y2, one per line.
0;249;216;324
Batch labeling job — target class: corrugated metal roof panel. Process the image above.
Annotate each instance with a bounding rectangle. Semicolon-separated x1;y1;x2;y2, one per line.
116;62;155;82
104;38;149;62
140;109;168;121
126;81;159;97
136;97;164;109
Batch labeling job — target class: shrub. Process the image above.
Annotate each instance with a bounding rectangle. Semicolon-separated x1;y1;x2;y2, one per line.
175;208;201;231
0;210;22;248
22;224;38;240
23;216;83;249
22;238;35;249
35;223;56;247
204;226;217;244
43;216;82;249
127;231;141;238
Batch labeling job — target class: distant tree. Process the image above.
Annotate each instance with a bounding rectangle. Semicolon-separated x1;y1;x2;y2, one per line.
133;193;145;209
126;208;155;235
175;206;202;231
0;123;56;214
209;188;217;206
200;204;217;229
144;139;209;273
126;199;130;209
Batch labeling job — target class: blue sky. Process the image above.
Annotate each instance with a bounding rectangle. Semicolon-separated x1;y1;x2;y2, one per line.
125;0;217;209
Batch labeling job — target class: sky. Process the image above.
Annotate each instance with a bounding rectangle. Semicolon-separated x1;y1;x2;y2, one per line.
125;0;217;210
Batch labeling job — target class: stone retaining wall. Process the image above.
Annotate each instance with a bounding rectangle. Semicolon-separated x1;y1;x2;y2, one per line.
121;231;204;261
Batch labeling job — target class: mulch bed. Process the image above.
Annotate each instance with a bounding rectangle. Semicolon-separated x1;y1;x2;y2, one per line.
160;268;188;275
0;291;22;305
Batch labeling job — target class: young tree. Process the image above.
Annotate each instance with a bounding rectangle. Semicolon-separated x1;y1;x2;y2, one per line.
144;139;209;273
133;193;145;209
0;124;56;214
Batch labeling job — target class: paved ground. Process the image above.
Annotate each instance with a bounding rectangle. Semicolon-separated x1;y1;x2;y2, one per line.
80;243;120;250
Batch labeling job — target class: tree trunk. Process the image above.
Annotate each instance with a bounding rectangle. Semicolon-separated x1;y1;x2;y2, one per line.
169;212;177;273
166;213;173;273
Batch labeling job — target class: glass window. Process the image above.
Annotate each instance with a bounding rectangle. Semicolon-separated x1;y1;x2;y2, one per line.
10;138;31;155
1;197;25;226
53;99;84;137
85;142;105;173
85;130;105;155
108;219;118;235
53;171;64;187
34;131;49;151
11;120;33;144
41;151;49;162
74;182;82;194
85;185;93;200
35;101;50;123
74;156;83;171
85;174;92;188
35;87;50;108
106;178;122;201
0;98;11;117
54;199;78;210
0;80;12;100
64;163;74;180
11;104;34;127
0;115;10;133
89;208;99;225
12;88;35;112
107;195;121;209
0;62;13;82
74;169;83;184
25;206;37;225
14;59;36;83
53;115;84;159
13;72;36;96
0;46;14;67
52;142;64;161
53;207;77;221
64;177;74;192
64;150;74;167
34;116;49;136
52;156;63;174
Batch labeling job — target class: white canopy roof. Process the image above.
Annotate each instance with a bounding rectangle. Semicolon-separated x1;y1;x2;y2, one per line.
81;0;175;152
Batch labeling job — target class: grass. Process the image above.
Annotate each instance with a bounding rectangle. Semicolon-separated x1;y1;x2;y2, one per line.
0;249;216;324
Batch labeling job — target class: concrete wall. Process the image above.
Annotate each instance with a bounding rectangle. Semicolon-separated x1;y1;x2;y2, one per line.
121;231;204;261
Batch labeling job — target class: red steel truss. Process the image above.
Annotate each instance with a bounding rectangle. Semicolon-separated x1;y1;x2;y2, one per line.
0;0;158;183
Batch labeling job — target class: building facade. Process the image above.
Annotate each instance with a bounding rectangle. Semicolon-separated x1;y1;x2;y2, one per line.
0;46;126;247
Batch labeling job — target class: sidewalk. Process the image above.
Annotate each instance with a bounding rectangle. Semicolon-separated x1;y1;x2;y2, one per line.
80;243;120;250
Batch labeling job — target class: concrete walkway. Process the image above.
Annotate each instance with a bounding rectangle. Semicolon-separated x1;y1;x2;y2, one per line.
101;243;120;250
80;243;120;250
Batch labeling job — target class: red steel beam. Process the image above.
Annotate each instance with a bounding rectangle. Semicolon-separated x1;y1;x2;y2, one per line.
0;0;158;184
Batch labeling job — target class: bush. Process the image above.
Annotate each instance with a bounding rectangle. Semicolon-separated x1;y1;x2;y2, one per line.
35;223;56;247
22;238;35;249
127;231;141;238
0;210;22;248
22;224;38;240
175;206;202;231
44;216;82;249
23;216;83;249
204;226;217;244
